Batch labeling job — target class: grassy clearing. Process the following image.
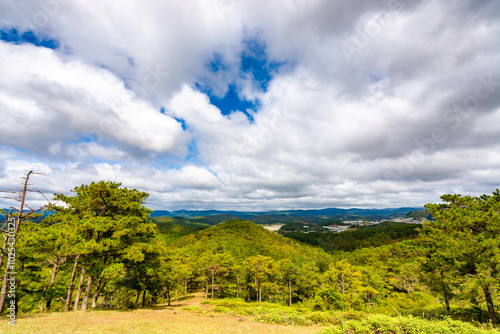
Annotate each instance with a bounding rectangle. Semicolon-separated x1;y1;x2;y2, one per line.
0;294;323;334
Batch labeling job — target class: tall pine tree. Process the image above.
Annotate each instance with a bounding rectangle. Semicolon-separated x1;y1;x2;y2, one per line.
421;190;500;323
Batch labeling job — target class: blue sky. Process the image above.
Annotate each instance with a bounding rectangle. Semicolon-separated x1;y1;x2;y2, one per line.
197;83;257;120
195;38;284;121
0;28;59;49
0;0;499;210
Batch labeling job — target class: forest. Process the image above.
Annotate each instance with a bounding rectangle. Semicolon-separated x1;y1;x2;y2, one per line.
1;180;499;333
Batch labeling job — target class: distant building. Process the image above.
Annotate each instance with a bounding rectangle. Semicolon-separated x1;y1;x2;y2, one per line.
325;226;350;233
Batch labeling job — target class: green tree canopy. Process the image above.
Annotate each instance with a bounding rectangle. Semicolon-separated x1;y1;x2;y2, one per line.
421;190;500;324
42;181;158;311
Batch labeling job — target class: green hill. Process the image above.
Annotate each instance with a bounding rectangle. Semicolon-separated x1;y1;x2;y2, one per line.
406;210;433;220
172;220;332;269
150;216;210;243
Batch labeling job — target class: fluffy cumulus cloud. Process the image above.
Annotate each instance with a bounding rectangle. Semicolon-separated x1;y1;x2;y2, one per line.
0;0;499;210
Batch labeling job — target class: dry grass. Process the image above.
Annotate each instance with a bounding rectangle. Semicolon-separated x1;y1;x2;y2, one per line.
0;294;324;334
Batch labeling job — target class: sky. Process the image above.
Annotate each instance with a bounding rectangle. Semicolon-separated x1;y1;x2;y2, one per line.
0;0;499;211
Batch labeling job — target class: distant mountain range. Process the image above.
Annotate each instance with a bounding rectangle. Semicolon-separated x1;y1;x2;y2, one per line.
3;207;426;225
150;207;425;224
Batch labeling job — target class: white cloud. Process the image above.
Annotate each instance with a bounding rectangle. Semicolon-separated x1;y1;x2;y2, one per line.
0;0;499;210
0;41;189;157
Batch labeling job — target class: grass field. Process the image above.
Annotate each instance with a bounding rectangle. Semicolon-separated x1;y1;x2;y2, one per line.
0;294;324;334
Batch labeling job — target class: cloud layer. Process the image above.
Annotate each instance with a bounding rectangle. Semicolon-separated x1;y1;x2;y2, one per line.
0;0;499;210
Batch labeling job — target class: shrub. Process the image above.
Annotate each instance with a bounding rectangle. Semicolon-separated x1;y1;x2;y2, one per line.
317;288;345;310
313;295;326;311
180;305;203;313
320;314;496;334
254;312;312;326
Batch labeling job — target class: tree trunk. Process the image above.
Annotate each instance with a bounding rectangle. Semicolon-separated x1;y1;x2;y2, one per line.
91;277;104;309
14;287;19;314
185;280;188;293
50;261;58;284
45;300;51;312
439;271;450;314
483;285;498;324
65;256;80;311
81;275;93;310
134;290;141;307
141;289;147;308
288;278;292;306
0;226;17;311
236;274;240;299
116;289;123;309
443;287;450;313
91;256;107;309
205;280;208;299
45;261;59;311
73;265;85;311
211;274;214;300
0;171;31;313
255;276;258;302
0;235;7;271
99;293;106;308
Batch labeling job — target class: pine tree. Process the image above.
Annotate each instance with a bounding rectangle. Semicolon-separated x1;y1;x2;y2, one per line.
421;191;500;323
43;181;158;311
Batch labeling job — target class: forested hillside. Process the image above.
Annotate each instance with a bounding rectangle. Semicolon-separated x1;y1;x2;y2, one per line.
150;216;210;244
281;222;421;252
165;220;331;304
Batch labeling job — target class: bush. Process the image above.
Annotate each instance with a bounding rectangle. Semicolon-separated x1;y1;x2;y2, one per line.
320;314;497;334
180;305;204;313
212;306;229;313
313;295;327;311
254;312;312;326
305;311;342;325
317;288;344;310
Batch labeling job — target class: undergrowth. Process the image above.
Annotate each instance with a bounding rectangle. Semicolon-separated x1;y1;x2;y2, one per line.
320;313;497;334
198;299;499;333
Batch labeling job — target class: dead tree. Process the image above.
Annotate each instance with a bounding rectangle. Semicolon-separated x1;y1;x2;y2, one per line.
0;170;52;313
